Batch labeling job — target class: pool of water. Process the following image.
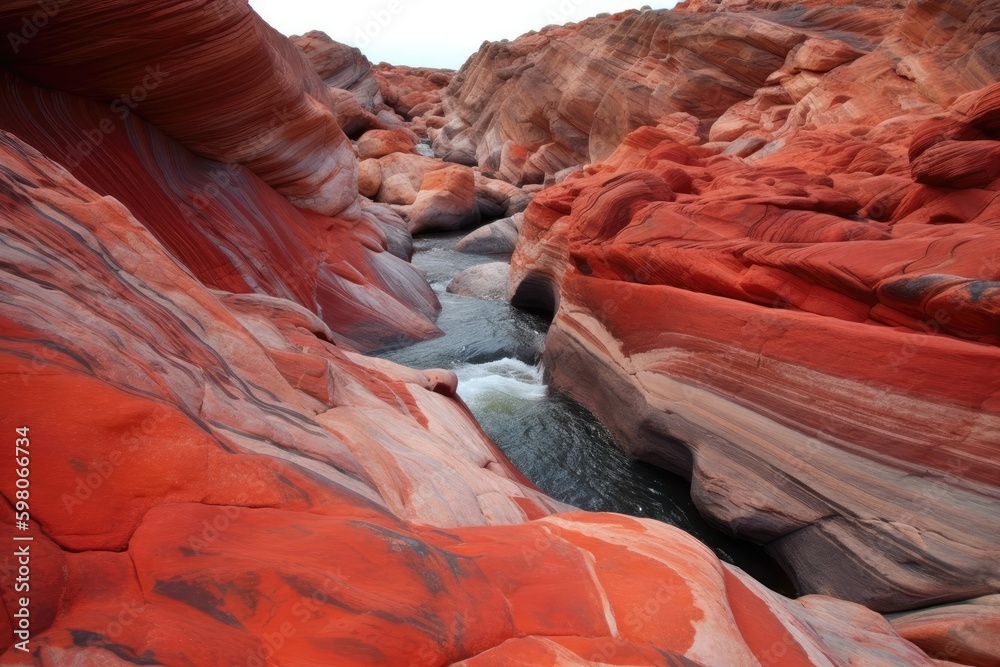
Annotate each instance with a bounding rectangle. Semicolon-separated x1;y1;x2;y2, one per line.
376;232;792;593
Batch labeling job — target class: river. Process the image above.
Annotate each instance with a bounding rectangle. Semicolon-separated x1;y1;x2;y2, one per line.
377;231;793;594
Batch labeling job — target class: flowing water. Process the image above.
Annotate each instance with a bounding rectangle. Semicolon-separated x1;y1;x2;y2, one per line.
377;232;792;593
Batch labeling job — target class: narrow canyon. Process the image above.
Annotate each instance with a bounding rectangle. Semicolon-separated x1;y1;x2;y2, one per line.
0;0;997;665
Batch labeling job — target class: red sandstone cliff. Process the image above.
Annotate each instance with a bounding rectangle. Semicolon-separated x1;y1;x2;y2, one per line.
0;1;445;352
480;0;1000;614
430;1;1000;186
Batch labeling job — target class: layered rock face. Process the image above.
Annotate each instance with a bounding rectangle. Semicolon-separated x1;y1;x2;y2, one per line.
288;28;530;238
355;139;530;234
0;79;940;667
891;595;1000;666
1;0;357;216
0;1;440;351
375;64;452;125
291;31;449;138
432;0;1000;188
431;3;888;182
292;30;390;137
0;1;990;665
505;0;1000;613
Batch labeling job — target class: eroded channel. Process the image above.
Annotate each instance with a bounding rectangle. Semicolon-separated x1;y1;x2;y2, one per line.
377;231;793;594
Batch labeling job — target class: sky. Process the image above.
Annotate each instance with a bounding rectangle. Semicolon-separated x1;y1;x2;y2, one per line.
250;0;679;69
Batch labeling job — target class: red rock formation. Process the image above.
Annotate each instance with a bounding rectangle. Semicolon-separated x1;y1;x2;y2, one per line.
891;596;1000;666
404;164;481;234
501;0;1000;613
375;64;452;125
0;1;991;664
433;0;1000;189
292;30;410;137
0;129;944;665
357;128;419;160
363;152;528;234
294;30;374;89
288;32;452;140
0;4;442;352
431;4;897;183
287;31;523;234
0;71;438;352
0;0;358;217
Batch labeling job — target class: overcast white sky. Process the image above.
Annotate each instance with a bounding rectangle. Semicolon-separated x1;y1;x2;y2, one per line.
250;0;679;69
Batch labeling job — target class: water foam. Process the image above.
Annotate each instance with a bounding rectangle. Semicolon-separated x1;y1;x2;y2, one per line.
455;358;547;409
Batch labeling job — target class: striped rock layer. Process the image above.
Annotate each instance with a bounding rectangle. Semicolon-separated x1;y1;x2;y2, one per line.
500;0;1000;614
0;0;972;665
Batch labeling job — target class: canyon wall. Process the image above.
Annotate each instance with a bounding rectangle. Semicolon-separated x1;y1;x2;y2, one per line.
431;0;1000;185
0;1;961;665
494;0;1000;612
0;0;442;352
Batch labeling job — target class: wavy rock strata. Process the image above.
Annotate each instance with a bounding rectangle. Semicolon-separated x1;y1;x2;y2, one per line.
430;2;891;183
0;128;945;666
0;0;989;664
0;1;439;351
1;0;358;216
505;0;1000;613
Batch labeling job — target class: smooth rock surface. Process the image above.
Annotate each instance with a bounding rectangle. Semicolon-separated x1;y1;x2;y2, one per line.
0;71;439;352
891;596;1000;666
374;152;446;205
403;164;481;234
475;171;534;218
292;30;394;137
456;214;522;256
431;3;888;183
447;263;513;301
375;64;453;130
0;1;993;664
0;1;361;216
357;128;418;160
